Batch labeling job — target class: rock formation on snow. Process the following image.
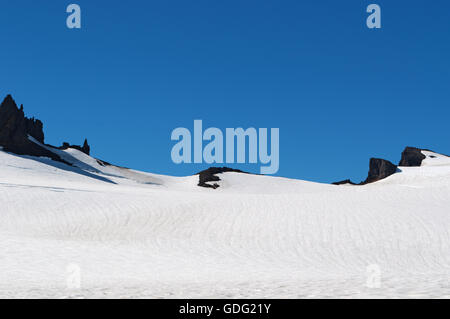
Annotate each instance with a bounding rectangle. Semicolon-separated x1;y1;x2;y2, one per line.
1;95;446;190
333;157;398;186
333;146;448;186
332;179;357;186
82;139;91;155
399;147;427;167
0;95;63;162
60;139;91;155
197;167;246;189
199;148;439;189
0;95;44;144
362;158;398;184
0;94;91;160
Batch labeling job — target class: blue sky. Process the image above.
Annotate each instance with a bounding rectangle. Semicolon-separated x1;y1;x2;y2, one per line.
1;1;449;183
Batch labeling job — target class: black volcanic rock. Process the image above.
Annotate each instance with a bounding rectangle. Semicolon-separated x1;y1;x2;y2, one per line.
399;147;426;167
0;94;91;163
362;158;398;184
82;139;90;155
0;95;63;162
0;95;45;144
333;158;398;186
197;167;246;189
332;179;357;186
59;138;91;155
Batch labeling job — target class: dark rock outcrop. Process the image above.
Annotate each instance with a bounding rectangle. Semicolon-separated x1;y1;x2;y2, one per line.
197;167;246;189
362;158;398;184
332;179;357;186
333;158;398;186
0;95;64;162
59;138;91;155
334;147;448;186
0;94;93;164
0;95;45;144
82;139;90;155
399;147;426;167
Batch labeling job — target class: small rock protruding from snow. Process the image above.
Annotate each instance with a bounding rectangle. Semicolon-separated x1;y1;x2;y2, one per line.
363;158;398;184
399;147;427;167
421;150;450;166
197;167;247;189
59;139;91;155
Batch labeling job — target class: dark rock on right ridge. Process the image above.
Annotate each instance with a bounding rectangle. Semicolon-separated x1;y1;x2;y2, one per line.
334;157;398;186
399;147;426;167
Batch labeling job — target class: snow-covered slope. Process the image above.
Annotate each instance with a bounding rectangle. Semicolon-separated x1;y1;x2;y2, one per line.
0;148;449;298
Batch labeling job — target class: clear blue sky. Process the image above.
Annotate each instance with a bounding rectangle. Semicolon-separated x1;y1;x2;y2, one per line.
1;1;449;183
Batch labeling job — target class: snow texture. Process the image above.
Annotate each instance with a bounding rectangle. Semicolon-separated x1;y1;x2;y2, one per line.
0;147;449;298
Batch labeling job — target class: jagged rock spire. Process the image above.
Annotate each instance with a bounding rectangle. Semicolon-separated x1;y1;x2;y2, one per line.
82;139;90;155
59;138;91;155
0;94;63;162
0;94;45;145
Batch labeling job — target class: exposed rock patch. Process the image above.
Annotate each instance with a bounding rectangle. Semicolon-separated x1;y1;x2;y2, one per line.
399;147;427;167
60;139;91;155
332;179;357;186
333;158;398;186
197;167;247;189
362;158;398;184
96;159;112;167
